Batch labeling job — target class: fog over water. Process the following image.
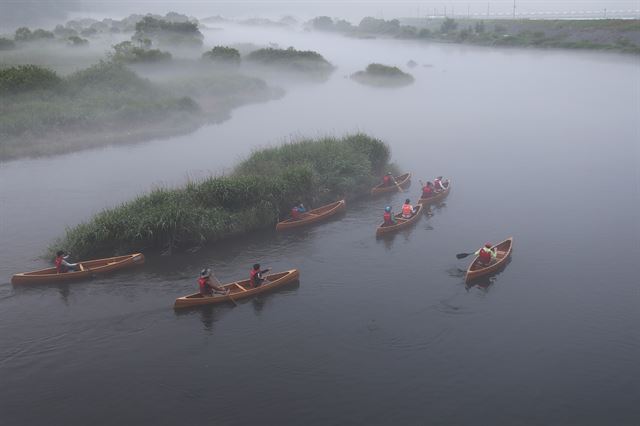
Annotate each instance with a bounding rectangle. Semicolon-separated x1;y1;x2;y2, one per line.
1;12;639;426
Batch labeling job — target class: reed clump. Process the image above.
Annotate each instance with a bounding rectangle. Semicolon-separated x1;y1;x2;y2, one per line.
53;133;391;257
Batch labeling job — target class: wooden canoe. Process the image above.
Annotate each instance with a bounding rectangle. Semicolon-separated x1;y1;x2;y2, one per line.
370;173;411;196
276;200;346;231
418;180;451;205
174;269;300;309
11;253;145;285
465;237;513;283
376;203;423;236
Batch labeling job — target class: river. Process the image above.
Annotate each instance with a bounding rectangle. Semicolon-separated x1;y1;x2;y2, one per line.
1;25;639;425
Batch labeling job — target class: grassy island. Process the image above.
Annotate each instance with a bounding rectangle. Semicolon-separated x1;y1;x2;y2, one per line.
0;61;278;160
246;47;334;76
351;63;414;87
52;134;393;258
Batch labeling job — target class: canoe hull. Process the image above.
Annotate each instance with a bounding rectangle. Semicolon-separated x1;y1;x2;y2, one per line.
465;238;513;283
276;200;346;231
11;253;145;285
174;269;300;309
371;173;411;196
418;180;451;205
376;204;423;236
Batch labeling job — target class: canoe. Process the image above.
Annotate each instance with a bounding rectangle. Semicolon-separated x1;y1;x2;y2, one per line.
370;173;411;196
465;237;513;283
11;253;145;285
174;269;300;309
276;200;346;231
418;180;451;205
376;203;423;236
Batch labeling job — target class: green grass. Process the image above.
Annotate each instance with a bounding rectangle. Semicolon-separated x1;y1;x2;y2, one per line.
52;134;392;258
351;63;414;87
246;47;334;74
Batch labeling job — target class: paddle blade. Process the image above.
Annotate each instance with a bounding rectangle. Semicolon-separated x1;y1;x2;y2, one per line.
456;253;471;259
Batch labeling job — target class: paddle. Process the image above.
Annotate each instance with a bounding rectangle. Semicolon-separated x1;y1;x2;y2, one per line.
227;291;238;306
393;176;404;193
456;252;475;259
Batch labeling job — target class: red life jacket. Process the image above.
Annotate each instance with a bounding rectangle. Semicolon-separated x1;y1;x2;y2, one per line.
199;277;211;294
478;248;492;264
250;268;259;288
383;211;393;224
55;255;64;272
402;204;413;217
383;175;391;185
422;186;433;198
291;207;299;219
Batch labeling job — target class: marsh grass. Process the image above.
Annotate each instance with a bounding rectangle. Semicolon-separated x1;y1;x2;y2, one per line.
52;134;391;258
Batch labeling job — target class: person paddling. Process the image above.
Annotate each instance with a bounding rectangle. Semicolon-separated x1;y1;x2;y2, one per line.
421;181;434;198
198;268;230;297
55;250;78;273
382;171;394;187
475;243;497;266
401;198;416;219
249;263;271;288
383;206;396;225
290;202;307;221
434;176;448;192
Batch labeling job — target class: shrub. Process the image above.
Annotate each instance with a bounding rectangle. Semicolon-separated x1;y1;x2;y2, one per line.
134;16;204;46
351;63;414;87
67;35;89;46
0;37;15;50
111;41;172;63
440;18;458;34
202;46;240;64
0;65;61;94
246;47;333;73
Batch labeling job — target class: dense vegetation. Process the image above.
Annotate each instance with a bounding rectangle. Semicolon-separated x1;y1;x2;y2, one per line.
53;134;392;257
308;16;640;54
351;63;414;87
246;47;334;74
133;15;203;47
0;65;62;94
202;46;241;64
0;62;198;159
111;41;172;63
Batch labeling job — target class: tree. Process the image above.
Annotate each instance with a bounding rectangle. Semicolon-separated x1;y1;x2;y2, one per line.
311;16;334;31
440;18;458;34
14;27;32;41
202;46;240;64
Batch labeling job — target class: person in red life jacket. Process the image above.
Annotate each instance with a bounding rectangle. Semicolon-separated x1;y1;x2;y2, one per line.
402;198;416;219
382;172;394;187
434;176;448;192
383;206;396;226
475;243;497;266
198;268;229;297
421;181;434;198
291;205;300;220
55;250;78;273
249;263;271;288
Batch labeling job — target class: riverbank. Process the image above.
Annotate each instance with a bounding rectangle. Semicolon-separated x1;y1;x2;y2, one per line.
52;134;393;258
309;16;640;54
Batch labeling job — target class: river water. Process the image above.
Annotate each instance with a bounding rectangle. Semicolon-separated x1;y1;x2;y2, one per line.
1;25;639;425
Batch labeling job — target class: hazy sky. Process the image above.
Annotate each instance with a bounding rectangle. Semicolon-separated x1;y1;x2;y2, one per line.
1;0;638;30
